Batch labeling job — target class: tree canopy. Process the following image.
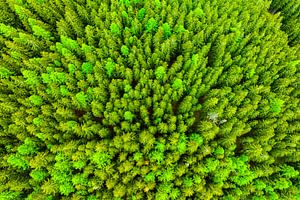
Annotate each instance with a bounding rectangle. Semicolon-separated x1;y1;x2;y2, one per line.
0;0;299;199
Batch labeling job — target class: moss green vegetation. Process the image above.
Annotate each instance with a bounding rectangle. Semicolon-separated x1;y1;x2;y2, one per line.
0;0;300;199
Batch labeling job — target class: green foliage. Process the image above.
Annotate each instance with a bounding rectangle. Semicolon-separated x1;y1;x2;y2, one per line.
162;23;172;38
68;64;76;74
0;67;13;79
0;0;300;199
158;169;174;182
183;177;193;187
30;169;48;182
7;154;29;170
72;160;86;169
177;134;187;154
60;85;69;96
254;180;267;190
31;25;52;39
60;35;79;50
0;23;18;38
91;152;112;169
270;0;300;45
280;165;299;178
54;60;62;67
145;172;156;182
155;192;169;200
75;92;87;108
124;111;135;121
110;23;121;36
41;71;66;84
124;84;132;92
155;141;166;152
59;182;74;196
133;152;143;161
137;8;146;21
193;175;202;184
214;147;225;155
29;95;43;106
230;156;257;186
274;178;292;190
149;150;164;165
269;97;284;114
121;45;129;56
194;7;204;18
169;188;180;199
172;78;183;90
81;62;93;74
105;58;115;77
0;191;21;200
189;133;203;145
41;179;58;195
204;158;220;173
72;173;88;185
17;138;38;155
22;70;39;86
33;117;43;126
146;18;158;33
155;66;166;80
87;195;97;200
176;25;185;33
50;72;66;84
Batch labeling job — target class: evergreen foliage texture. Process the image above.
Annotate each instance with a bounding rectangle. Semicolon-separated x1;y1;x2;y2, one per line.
0;0;299;199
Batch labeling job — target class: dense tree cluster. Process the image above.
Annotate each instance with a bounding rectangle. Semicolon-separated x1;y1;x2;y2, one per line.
270;0;300;46
0;0;299;199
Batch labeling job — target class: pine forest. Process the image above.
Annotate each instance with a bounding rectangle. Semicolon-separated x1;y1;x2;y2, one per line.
0;0;299;199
